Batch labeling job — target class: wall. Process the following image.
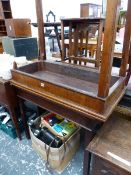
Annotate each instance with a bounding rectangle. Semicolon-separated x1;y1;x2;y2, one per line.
10;0;102;37
10;0;102;22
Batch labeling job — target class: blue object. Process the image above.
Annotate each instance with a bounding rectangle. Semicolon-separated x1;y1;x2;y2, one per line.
2;37;38;60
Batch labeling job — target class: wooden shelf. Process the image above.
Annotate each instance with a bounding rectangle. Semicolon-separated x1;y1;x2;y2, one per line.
0;0;12;35
0;24;5;26
0;31;7;33
3;11;11;12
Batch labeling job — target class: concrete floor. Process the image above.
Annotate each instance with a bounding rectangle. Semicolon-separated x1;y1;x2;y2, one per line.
0;129;84;175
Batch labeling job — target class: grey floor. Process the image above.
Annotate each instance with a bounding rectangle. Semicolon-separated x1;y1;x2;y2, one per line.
0;129;84;175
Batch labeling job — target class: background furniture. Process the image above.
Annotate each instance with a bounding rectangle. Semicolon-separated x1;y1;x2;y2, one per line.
2;37;38;60
0;0;12;37
5;19;32;37
80;3;102;18
31;22;62;57
0;78;21;139
61;18;104;67
87;114;131;175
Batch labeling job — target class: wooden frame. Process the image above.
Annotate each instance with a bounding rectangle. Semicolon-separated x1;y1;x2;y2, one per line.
61;18;104;68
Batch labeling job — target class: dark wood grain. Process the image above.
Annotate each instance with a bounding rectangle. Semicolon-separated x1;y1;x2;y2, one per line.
87;113;131;175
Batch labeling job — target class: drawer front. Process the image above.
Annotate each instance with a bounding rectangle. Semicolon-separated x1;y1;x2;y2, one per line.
12;72;105;114
90;155;130;175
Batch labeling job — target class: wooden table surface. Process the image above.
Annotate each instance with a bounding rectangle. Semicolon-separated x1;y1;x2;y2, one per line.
87;113;131;174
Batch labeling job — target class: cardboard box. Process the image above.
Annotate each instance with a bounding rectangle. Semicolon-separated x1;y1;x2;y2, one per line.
29;117;80;173
41;113;78;141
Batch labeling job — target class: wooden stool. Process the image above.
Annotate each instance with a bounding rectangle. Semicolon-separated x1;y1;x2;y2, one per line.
61;18;104;68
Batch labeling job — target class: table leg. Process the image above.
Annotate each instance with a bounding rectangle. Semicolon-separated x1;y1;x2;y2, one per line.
9;107;21;140
83;130;96;175
19;98;30;139
54;26;62;57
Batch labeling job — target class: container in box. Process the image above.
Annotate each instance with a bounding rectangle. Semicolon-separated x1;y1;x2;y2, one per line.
29;117;80;173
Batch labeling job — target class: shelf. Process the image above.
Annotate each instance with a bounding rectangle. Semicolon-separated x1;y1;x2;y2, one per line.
0;0;12;19
3;11;11;13
0;31;7;33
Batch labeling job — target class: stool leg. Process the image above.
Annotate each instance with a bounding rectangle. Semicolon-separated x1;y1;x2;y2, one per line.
9;107;21;140
19;98;30;139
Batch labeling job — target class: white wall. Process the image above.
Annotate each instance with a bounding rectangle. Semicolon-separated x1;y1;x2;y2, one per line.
10;0;102;22
10;0;102;37
121;0;128;10
10;0;36;21
10;0;128;22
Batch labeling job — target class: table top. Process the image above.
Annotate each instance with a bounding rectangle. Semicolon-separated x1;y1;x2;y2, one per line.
61;17;105;26
31;22;61;28
31;18;105;28
87;113;131;173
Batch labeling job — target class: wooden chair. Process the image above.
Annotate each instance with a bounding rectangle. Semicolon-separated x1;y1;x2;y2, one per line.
61;18;104;68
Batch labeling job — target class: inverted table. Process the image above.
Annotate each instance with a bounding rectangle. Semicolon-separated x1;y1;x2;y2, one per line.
11;59;126;175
